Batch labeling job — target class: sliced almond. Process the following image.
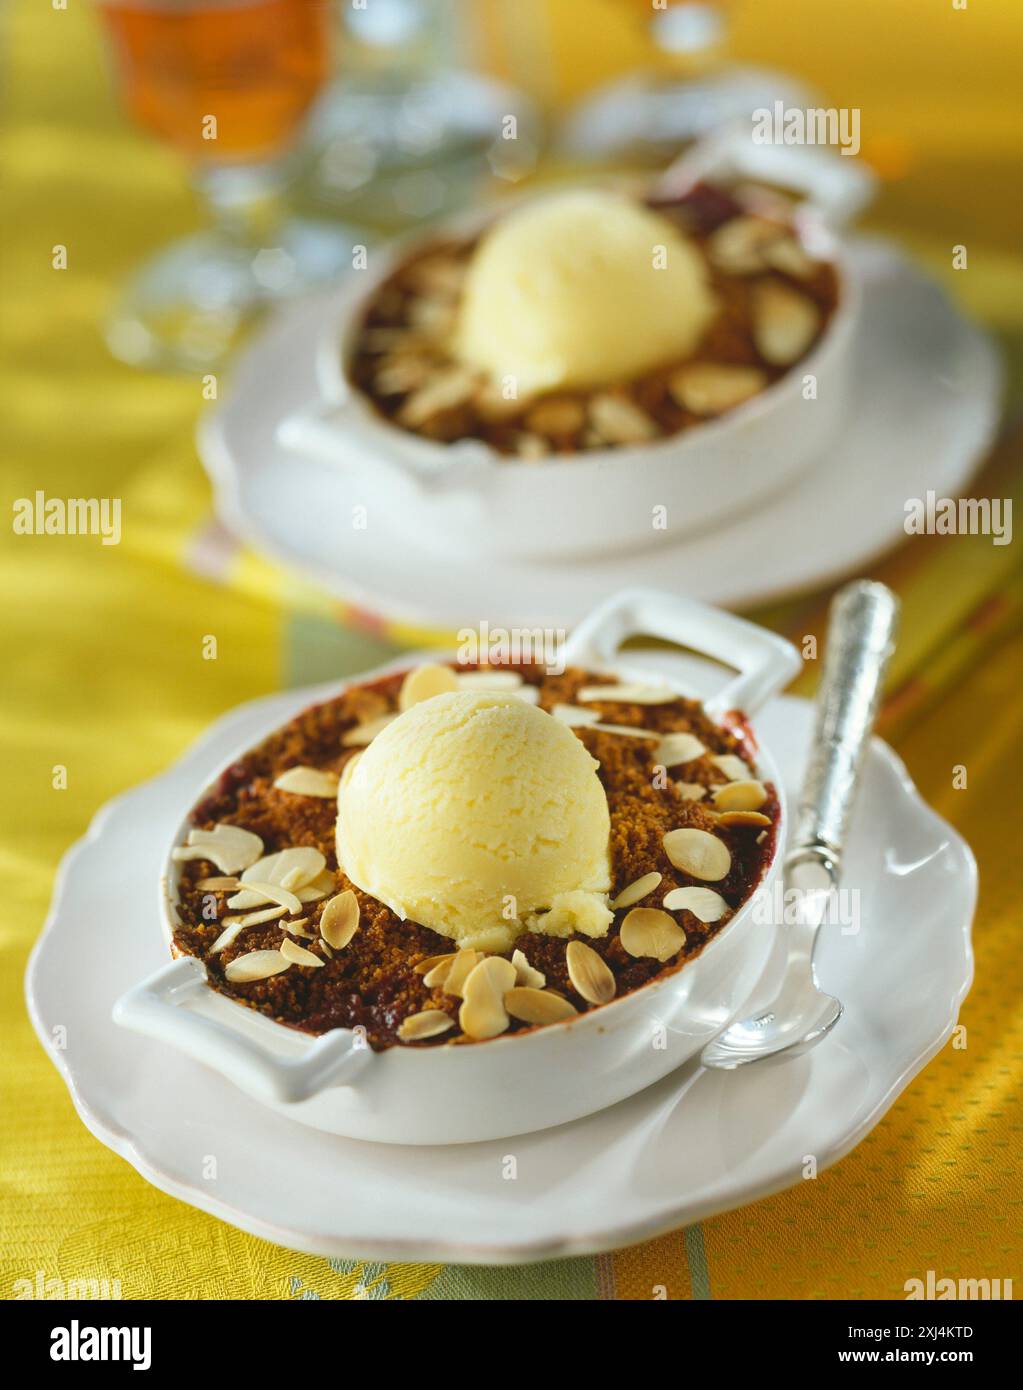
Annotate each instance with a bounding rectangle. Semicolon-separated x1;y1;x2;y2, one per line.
525;397;586;436
398;663;459;710
662;886;730;923
210;909;287;955
620;907;686;962
553;703;600;727
505;987;578;1026
297;870;335;903
374;355;432;396
762;236;817;279
398;1009;455;1043
397;367;477;427
227;880;302;915
592;722;660;740
283;917;315;939
577;683;675;705
510;684;541;705
458;956;516;1040
173;823;264;875
707;214;785;274
455;668;524;691
218;904;288;932
413;952;457;976
611;871;663;910
565;940;616;1006
589;394;659;445
655;731;707;767
712;779;768;812
663;828;732;882
273;766;340;798
676;782;707;802
224;949;291;983
752;281;821;366
515;431;549;461
423;958;455;988
280;937;324;968
717;810;772;827
669;363;767;417
711;753;752;782
341;713;396;747
238;847;326;900
511;948;546;989
442;948;484;998
195;876;240;892
320;889;360;950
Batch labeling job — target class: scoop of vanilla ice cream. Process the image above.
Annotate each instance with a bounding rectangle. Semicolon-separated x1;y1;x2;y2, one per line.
336;690;611;953
454;189;718;395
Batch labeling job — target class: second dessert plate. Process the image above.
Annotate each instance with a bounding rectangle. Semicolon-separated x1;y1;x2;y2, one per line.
200;238;1000;631
26;665;974;1264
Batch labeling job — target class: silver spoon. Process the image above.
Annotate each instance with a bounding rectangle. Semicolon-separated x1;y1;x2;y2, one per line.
701;580;900;1070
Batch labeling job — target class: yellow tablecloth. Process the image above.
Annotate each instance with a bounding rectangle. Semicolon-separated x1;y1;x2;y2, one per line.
2;0;1022;1300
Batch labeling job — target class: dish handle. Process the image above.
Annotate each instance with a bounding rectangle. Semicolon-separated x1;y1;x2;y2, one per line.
112;957;371;1105
564;588;801;719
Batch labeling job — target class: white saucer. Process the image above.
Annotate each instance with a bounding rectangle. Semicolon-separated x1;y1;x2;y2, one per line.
26;684;974;1264
200;238;1001;630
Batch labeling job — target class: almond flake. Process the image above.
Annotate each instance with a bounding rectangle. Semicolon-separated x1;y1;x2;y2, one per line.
577;683;675;705
711;779;768;812
398;663;459;710
589;394;659;445
515;431;549;461
273;766;340;798
224;950;291;983
455;669;524;691
762;236;817;279
752;281;821;365
320;890;360;950
565;941;616;1006
717;810;772;827
458;956;516;1040
711;754;752;782
442;948;484;998
707;215;785;274
174;823;264;875
669;363;767;416
620;907;686;962
280;938;324;968
553;703;600;727
676;781;707;802
504;987;578;1026
239;847;326;898
283;917;315;939
398;1009;455;1043
210;910;286;955
414;952;457;976
525;397;586;436
423;958;455;988
662;886;730;923
663;828;732;882
397;367;476;427
227;880;302;915
195;876;240;892
611;871;663;910
297;870;336;903
511;948;546;989
341;713;396;747
655;732;707;767
591;722;660;740
509;684;541;705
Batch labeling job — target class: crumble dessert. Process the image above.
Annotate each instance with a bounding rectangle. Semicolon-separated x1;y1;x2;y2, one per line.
170;664;778;1050
347;182;839;458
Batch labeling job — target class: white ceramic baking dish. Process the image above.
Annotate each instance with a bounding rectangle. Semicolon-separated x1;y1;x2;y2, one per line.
276;148;871;564
113;590;800;1144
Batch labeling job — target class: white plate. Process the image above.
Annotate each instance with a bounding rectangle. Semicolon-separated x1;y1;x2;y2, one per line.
200;238;1001;631
26;683;975;1264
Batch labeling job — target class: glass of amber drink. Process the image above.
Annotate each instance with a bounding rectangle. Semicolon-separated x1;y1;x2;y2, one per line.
98;0;351;368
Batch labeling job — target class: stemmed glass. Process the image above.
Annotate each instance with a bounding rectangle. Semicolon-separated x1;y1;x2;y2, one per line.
561;0;812;166
98;0;354;369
